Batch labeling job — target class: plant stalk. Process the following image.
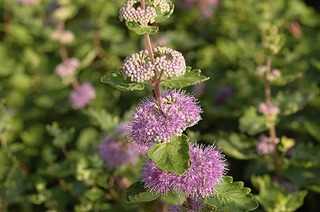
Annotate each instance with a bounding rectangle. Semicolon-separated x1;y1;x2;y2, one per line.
265;56;282;182
140;0;162;106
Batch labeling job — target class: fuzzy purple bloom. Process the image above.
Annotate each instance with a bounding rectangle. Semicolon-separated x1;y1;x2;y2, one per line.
69;83;95;109
122;46;186;83
99;137;146;171
115;122;130;138
142;143;226;198
257;135;280;155
55;58;80;78
130;90;202;147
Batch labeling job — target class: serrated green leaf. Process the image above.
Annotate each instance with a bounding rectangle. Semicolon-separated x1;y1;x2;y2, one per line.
217;133;258;160
239;106;268;135
126;181;160;203
125;22;159;35
162;67;209;88
148;135;190;175
101;72;145;91
252;175;307;211
205;176;258;212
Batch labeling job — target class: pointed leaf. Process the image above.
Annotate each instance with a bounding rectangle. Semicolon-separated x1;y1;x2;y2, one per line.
205;176;258;212
303;119;320;142
162;67;209;88
125;22;159;35
101;71;144;91
148;135;190;175
126;181;160;203
217;133;258;160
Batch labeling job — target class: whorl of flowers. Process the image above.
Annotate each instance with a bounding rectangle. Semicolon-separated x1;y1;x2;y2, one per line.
130;90;202;147
153;0;171;13
257;135;280;155
123;46;186;83
258;102;279;118
266;69;281;81
142;143;226;198
54;58;80;78
69;83;96;109
119;0;170;24
99;137;145;171
51;29;75;44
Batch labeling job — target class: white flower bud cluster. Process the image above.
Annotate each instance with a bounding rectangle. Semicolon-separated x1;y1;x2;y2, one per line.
153;0;170;13
153;46;186;79
120;0;157;24
122;46;186;83
123;50;156;83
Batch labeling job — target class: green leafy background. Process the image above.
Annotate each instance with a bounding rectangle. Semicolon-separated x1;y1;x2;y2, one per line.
0;0;320;211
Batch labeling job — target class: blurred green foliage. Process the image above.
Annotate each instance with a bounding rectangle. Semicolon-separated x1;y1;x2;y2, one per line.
0;0;319;211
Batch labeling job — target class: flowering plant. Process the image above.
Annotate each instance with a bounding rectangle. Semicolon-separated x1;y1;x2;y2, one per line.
102;0;258;210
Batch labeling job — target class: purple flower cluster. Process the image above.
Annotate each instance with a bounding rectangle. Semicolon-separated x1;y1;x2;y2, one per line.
142;143;226;197
257;135;280;155
99;137;146;171
69;83;95;109
55;58;80;79
258;102;279;118
122;46;186;83
130;90;202;147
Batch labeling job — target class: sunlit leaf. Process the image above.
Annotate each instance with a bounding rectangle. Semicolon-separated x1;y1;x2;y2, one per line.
101;71;145;91
162;67;209;88
205;176;258;211
252;175;307;211
148;135;190;175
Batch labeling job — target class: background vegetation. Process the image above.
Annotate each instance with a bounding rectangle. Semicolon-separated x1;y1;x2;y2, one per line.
0;0;319;211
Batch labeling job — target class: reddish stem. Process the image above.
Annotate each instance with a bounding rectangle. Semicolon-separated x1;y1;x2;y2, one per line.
140;0;162;106
264;56;282;182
